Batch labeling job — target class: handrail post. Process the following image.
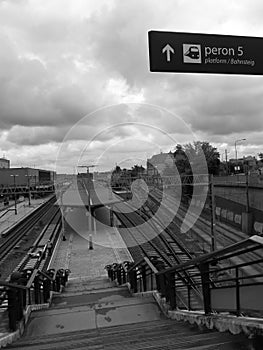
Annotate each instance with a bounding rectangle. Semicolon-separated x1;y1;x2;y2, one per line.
34;275;40;304
107;266;113;280
122;267;127;284
156;274;160;292
18;289;24;319
167;273;176;309
7;287;19;331
43;278;50;303
235;267;241;316
200;262;212;314
151;270;154;290
142;265;147;292
27;287;31;305
129;269;138;293
55;273;60;292
113;267;117;281
159;274;166;297
117;266;122;285
187;284;191;310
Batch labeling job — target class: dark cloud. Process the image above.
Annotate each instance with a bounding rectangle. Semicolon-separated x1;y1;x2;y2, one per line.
1;0;263;170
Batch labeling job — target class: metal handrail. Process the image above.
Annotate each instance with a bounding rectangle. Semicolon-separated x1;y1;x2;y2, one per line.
0;267;69;331
107;235;263;317
158;235;263;276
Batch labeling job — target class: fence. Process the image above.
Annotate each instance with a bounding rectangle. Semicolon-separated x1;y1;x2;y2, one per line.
106;235;263;318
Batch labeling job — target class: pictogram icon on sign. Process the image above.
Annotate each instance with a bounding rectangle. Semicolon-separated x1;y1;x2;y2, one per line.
183;44;201;63
162;44;175;62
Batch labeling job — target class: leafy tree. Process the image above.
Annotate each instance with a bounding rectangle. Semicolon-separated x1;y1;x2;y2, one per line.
258;153;263;161
173;144;191;174
184;141;220;175
131;165;145;177
113;165;121;173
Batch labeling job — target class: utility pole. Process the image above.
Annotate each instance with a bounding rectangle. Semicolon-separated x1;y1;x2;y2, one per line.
245;168;250;213
25;174;32;206
225;149;229;175
10;174;18;215
234;138;246;173
209;174;216;252
59;190;66;241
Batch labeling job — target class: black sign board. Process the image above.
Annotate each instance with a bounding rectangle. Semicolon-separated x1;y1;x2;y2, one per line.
148;31;263;75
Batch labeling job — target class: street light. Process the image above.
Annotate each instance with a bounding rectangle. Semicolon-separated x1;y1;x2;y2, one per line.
10;174;19;215
234;138;246;162
58;190;67;241
25;175;32;206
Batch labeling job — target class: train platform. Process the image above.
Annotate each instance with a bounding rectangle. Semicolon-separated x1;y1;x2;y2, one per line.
59;185;123;209
0;197;53;236
49;224;133;280
0;192;258;349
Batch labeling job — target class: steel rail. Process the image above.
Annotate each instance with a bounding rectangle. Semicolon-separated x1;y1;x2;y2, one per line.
0;196;56;262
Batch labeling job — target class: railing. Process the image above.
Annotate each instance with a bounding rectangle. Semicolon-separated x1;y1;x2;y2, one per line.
105;261;133;286
0;183;55;196
0;268;70;332
158;235;263;316
106;235;263;318
106;257;203;310
214;174;263;187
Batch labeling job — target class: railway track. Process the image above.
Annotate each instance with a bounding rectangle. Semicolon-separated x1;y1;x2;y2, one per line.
0;201;63;334
147;188;263;275
0;196;59;279
148;188;247;249
0;196;55;261
114;201;203;310
16;207;61;275
112;185;262;314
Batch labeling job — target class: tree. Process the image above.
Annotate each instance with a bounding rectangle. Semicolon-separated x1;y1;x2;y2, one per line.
131;165;145;177
111;165;122;188
184;141;220;175
258;153;263;161
173;144;190;174
113;165;121;173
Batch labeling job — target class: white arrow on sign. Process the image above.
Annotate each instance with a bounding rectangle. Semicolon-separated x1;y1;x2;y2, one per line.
162;44;174;62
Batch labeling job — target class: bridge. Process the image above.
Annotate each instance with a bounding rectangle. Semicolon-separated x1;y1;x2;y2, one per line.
0;178;263;349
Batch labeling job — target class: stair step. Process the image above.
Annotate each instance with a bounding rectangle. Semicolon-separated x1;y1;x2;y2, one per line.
7;320;249;350
51;286;131;308
2;273;250;350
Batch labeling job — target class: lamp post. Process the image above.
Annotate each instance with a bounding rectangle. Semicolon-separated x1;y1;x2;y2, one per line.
234;138;246;173
59;190;67;241
10;175;19;215
25;175;32;206
61;207;66;241
234;138;246;162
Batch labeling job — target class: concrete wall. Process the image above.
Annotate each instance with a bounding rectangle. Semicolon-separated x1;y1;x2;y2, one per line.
189;176;263;235
213;184;263;234
214;174;263;187
214;186;263;212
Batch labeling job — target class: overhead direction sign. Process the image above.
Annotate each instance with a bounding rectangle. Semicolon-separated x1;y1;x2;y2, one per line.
148;31;263;75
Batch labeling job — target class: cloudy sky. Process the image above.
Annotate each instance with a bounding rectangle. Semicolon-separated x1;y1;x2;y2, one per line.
1;0;263;173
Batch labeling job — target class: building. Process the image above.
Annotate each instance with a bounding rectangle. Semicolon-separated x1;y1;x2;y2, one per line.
228;155;258;174
147;152;174;176
0;167;56;186
0;157;10;169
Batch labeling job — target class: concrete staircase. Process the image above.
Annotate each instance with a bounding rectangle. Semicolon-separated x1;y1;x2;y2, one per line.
5;276;250;349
